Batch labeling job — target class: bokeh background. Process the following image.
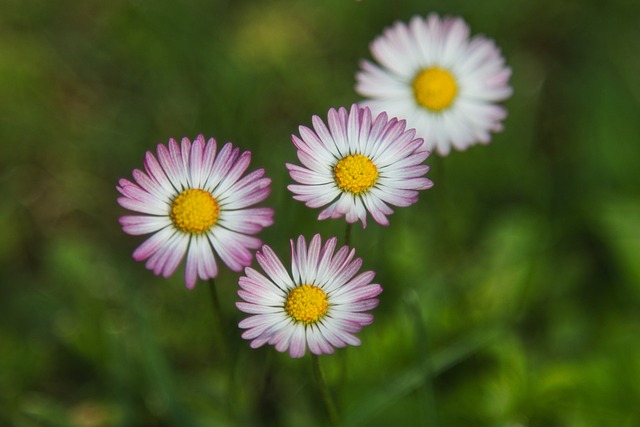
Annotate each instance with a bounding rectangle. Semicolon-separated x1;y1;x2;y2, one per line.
1;0;639;425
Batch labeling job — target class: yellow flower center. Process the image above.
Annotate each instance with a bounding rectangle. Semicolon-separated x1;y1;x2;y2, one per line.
412;67;458;112
285;284;329;324
333;154;379;194
170;188;219;234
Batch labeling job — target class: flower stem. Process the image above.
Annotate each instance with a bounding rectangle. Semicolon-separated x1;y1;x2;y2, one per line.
208;279;229;363
208;279;242;422
405;290;439;426
344;222;352;247
311;353;340;426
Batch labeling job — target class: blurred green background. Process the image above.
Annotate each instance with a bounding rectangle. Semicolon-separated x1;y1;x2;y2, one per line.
1;0;639;425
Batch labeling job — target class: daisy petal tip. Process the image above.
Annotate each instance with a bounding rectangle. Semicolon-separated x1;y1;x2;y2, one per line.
249;340;264;349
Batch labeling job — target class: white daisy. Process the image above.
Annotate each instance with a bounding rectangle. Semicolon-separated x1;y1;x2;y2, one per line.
356;13;513;155
286;104;433;227
236;234;382;358
117;135;274;288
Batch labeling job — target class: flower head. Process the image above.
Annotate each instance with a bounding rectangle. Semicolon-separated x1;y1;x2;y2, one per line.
117;135;274;288
286;104;433;227
236;234;382;358
356;13;512;156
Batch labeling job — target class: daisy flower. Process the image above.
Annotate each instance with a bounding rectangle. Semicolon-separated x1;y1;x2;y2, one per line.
237;234;382;358
356;13;513;156
116;135;274;289
286;104;433;227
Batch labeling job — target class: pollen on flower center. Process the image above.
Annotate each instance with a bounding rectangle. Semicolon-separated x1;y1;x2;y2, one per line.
412;67;458;111
170;188;219;234
333;154;379;194
285;284;329;324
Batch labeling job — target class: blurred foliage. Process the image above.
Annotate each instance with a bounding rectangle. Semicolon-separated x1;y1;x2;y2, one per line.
1;0;639;425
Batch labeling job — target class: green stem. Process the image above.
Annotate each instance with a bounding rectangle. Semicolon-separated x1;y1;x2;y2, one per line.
208;279;240;422
433;153;445;196
208;279;229;363
344;222;352;247
311;353;340;426
432;152;461;259
405;290;439;427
